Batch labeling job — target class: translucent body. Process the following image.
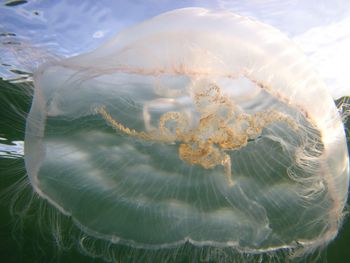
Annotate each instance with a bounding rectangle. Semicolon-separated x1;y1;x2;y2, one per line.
25;8;349;256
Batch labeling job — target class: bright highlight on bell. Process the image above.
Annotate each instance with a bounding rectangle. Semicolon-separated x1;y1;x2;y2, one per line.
24;7;349;261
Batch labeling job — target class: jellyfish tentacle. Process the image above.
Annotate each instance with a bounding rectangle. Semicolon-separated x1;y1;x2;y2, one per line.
159;111;189;140
246;110;299;139
222;153;234;187
96;78;298;187
95;106;153;141
142;98;178;132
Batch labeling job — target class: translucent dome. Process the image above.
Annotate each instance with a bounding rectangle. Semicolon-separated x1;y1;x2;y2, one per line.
25;8;349;257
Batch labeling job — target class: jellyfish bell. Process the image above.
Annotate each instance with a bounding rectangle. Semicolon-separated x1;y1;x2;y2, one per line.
24;7;349;262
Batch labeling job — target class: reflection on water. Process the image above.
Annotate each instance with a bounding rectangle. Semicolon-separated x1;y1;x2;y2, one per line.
0;137;23;158
2;0;350;97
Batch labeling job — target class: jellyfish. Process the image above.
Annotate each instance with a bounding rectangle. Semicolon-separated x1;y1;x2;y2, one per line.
24;8;349;262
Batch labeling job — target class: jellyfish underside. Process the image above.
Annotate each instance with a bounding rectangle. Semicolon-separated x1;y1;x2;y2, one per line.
25;8;349;260
96;80;298;187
